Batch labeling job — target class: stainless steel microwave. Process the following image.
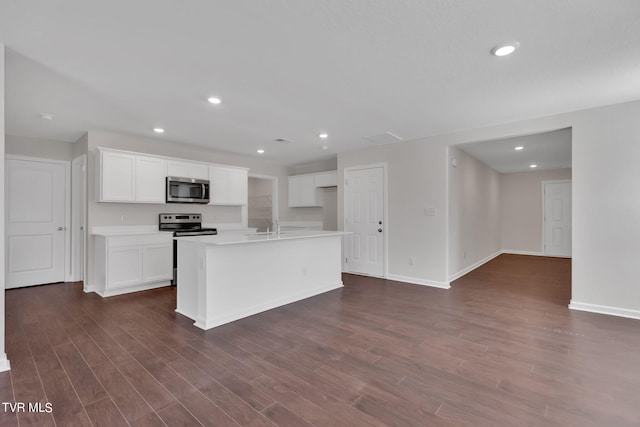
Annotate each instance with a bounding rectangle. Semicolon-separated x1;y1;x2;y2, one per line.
166;176;210;204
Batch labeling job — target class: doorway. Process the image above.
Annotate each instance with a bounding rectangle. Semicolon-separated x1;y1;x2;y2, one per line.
344;164;386;277
5;156;70;288
543;180;572;257
248;174;278;232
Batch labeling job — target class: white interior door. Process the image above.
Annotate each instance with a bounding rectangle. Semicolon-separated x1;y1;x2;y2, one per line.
543;181;572;257
345;166;385;277
6;158;67;288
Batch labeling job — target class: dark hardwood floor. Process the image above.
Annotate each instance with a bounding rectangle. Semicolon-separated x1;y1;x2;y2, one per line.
1;254;639;426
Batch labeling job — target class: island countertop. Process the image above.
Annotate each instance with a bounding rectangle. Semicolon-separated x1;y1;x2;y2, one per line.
175;229;350;245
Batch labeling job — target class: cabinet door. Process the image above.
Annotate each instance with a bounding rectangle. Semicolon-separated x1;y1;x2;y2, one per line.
227;169;248;205
107;247;143;289
167;161;189;178
314;171;337;187
167;161;208;180
142;244;173;282
209;166;229;204
100;151;135;202
288;174;319;207
135;156;166;203
189;164;209;180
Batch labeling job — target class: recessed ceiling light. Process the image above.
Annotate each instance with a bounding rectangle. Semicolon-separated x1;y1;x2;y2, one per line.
491;42;520;57
153;128;165;134
319;133;329;139
530;164;537;168
256;149;265;154
39;113;54;121
208;97;222;104
514;146;524;151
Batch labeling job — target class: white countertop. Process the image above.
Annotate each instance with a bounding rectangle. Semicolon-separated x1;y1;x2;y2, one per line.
92;225;256;237
175;230;350;246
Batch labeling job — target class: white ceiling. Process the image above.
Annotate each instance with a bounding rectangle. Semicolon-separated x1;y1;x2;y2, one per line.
1;1;639;166
457;128;572;173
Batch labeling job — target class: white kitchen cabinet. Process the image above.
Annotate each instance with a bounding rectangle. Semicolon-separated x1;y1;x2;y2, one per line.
288;171;338;207
314;171;337;187
135;155;167;203
99;150;136;202
167;160;209;180
209;166;248;205
288;174;319;207
94;233;173;297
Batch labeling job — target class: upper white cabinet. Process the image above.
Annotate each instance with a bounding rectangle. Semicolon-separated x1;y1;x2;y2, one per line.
98;149;166;203
288;171;337;207
209;166;248;205
99;150;136;202
135;156;167;203
167;161;209;180
314;171;338;188
96;147;249;205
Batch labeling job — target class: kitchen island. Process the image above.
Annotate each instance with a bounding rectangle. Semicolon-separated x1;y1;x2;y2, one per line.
175;230;349;330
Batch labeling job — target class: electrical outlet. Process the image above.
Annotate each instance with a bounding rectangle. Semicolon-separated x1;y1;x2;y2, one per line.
463;251;467;259
121;215;126;223
408;257;415;266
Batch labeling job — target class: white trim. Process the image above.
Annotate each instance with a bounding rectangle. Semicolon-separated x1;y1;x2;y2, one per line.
449;250;502;282
5;154;72;284
96;281;171;297
0;355;9;372
568;301;640;320
501;249;545;256
386;274;451;289
343;162;388;277
541;179;572;257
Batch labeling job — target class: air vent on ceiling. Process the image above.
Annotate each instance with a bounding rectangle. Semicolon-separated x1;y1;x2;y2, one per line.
364;132;403;145
274;138;292;144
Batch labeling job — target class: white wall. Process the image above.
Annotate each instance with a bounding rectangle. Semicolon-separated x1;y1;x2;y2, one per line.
448;146;501;279
338;139;449;285
0;45;9;371
501;168;572;254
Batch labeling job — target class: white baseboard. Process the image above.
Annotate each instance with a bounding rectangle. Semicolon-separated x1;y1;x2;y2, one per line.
568;301;640;320
501;250;544;256
386;274;450;289
0;354;10;372
449;250;502;282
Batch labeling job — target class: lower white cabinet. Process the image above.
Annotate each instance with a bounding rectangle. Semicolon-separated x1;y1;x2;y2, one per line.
94;233;173;297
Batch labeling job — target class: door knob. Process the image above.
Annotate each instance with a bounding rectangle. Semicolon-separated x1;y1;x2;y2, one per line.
378;228;383;232
57;226;66;231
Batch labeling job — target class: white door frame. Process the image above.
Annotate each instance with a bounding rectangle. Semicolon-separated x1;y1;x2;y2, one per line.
5;154;72;282
343;163;388;277
71;154;87;283
541;179;572;257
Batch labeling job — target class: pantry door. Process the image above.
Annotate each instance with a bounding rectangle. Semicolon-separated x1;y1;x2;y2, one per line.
344;165;386;277
6;157;68;288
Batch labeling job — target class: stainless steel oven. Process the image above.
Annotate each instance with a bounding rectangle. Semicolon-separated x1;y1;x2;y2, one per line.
159;213;217;285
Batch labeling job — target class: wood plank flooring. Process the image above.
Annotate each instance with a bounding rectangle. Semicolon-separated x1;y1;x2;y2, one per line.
1;254;639;426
